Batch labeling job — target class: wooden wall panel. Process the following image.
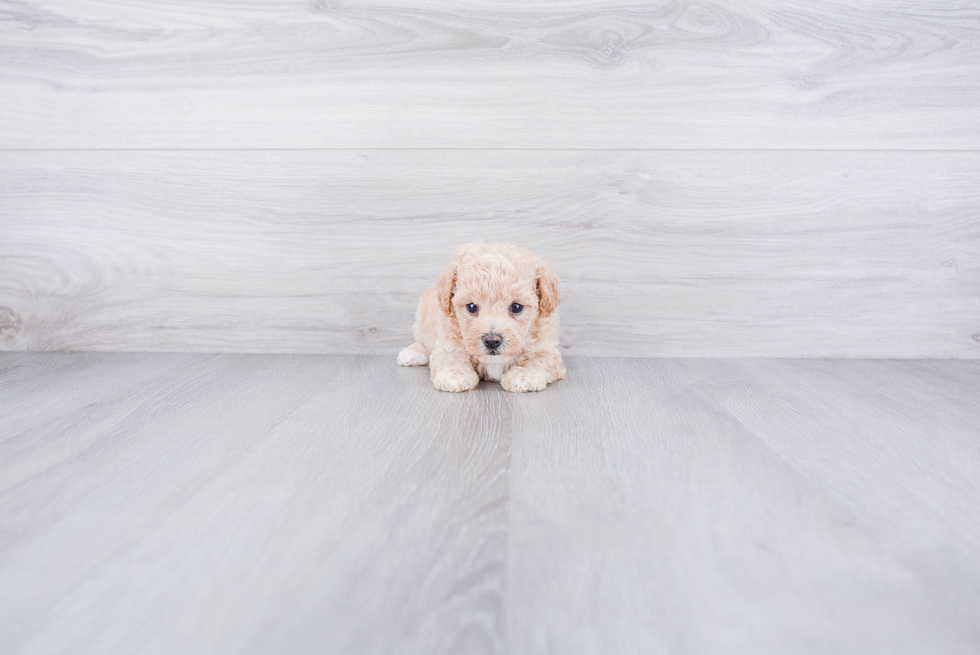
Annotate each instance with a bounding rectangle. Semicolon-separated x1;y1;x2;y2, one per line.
1;1;978;149
2;150;977;357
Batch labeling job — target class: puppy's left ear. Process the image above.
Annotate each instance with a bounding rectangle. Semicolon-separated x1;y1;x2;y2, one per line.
536;264;561;317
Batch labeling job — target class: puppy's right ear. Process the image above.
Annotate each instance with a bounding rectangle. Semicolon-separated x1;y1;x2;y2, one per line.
434;263;457;317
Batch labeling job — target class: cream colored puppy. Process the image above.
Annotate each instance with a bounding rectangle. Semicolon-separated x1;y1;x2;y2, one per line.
398;243;565;393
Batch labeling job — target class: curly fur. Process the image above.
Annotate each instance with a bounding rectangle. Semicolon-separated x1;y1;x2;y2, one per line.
398;243;566;393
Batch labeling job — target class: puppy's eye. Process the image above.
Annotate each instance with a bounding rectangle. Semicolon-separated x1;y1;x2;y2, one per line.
510;303;524;314
466;303;478;314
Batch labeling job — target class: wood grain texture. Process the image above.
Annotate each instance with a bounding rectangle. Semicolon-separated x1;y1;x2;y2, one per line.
2;150;978;357
0;353;511;654
1;1;979;149
505;357;980;654
1;353;979;654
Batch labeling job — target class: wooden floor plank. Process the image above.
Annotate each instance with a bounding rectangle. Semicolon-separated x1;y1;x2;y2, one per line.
0;354;510;654
3;150;978;358
1;354;979;653
504;358;980;654
0;353;207;444
2;1;978;149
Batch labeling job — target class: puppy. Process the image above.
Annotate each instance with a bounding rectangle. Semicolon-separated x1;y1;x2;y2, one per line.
398;243;565;393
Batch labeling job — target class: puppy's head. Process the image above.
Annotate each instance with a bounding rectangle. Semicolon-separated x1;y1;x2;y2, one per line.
435;242;560;361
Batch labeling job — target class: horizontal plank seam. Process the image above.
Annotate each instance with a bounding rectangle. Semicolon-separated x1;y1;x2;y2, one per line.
3;148;980;154
14;351;976;361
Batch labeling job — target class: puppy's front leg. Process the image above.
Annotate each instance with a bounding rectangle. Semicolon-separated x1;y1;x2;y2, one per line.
501;347;565;393
429;350;480;393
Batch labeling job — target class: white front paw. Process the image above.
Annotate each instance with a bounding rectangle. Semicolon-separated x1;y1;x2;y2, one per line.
501;367;548;393
397;345;429;367
432;368;479;393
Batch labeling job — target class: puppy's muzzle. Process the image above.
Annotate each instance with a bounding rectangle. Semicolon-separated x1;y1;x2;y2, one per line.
482;332;504;353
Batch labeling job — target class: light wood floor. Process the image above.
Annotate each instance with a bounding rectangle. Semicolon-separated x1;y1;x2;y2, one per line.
1;353;978;654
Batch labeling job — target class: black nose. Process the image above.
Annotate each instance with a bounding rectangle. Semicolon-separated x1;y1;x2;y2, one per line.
482;333;503;351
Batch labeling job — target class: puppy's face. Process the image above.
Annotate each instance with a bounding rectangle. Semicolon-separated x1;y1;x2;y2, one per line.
435;244;560;362
452;278;539;361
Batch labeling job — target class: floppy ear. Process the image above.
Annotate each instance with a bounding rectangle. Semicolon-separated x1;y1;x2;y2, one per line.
434;263;457;317
536;264;561;317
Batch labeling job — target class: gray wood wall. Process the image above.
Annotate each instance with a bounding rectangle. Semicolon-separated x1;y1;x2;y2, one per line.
1;1;978;357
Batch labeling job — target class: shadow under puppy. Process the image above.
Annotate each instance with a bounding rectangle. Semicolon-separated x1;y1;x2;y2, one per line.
398;243;565;392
